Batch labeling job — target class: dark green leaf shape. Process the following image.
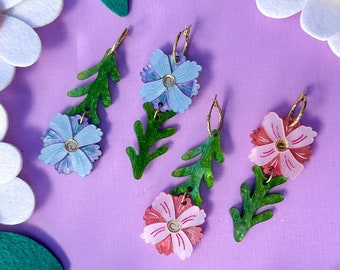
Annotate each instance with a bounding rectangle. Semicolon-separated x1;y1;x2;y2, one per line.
67;50;120;125
0;232;63;270
170;130;224;206
230;166;286;242
126;102;177;179
101;0;128;17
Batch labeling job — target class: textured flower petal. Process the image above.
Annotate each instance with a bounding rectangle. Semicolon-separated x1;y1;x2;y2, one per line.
183;227;203;245
81;144;102;163
74;124;103;147
48;113;73;142
256;0;307;18
0;15;41;67
280;151;304;179
143;208;166;225
38;143;67;165
249;143;278;166
140;79;165;102
0;177;34;225
150;49;171;77
286;125;317;148
141;222;169;245
0;57;15;91
152;192;175;222
0;142;22;185
54;155;73;175
301;0;340;40
328;31;340;57
172;60;202;84
171;231;193;260
178;206;206;229
168;85;192;113
262;112;285;141
4;0;64;28
0;103;9;140
69;150;93;177
155;235;172;255
0;0;23;10
41;129;64;146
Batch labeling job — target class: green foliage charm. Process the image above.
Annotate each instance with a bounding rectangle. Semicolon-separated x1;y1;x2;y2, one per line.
230;166;286;242
101;0;128;17
126;102;177;179
170;130;224;206
66;50;120;125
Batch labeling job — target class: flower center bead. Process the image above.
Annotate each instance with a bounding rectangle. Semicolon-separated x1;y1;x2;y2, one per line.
64;139;79;152
275;139;289;152
162;74;176;88
167;219;182;233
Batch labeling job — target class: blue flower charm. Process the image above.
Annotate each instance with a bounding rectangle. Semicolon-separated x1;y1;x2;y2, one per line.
140;49;202;113
39;114;103;177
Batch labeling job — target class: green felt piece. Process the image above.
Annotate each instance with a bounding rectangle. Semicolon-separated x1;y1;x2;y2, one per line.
170;130;224;206
67;50;120;125
101;0;128;17
229;166;286;242
0;232;63;270
126;102;177;179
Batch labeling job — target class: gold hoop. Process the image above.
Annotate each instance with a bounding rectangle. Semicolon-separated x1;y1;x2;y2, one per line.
108;28;129;55
264;168;274;184
172;25;191;63
288;92;307;128
153;103;163;120
207;95;222;136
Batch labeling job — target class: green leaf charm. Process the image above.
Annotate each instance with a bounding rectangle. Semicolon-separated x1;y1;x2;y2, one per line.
230;166;286;242
126;102;177;179
170;130;224;206
101;0;128;17
0;232;63;269
67;50;120;125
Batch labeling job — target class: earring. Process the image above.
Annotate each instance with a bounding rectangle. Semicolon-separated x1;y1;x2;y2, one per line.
230;92;317;242
38;28;129;177
126;25;202;179
140;96;224;260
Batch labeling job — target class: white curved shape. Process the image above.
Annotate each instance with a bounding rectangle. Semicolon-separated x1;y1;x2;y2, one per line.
0;177;35;225
0;14;41;67
0;0;23;11
0;104;9;141
0;142;23;185
328;31;340;57
5;0;64;28
0;57;16;91
256;0;307;19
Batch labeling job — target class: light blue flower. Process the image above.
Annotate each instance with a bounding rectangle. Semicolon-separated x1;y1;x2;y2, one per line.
140;49;202;113
39;113;103;177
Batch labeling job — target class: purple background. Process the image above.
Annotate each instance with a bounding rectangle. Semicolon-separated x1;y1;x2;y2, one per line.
1;1;340;269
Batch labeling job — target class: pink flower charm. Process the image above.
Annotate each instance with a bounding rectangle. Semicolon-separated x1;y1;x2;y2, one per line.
141;192;206;260
249;112;317;179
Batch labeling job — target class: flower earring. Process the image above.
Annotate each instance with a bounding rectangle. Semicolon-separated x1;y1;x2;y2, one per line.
39;29;129;177
140;96;224;260
230;92;317;242
126;25;202;179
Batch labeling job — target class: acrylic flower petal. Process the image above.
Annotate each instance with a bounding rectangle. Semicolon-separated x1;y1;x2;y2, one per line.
0;57;15;91
171;230;193;260
0;142;23;185
152;192;176;222
328;31;340;57
0;15;41;67
249;143;278;166
141;222;169;245
0;177;34;225
172;60;202;84
168;85;192;113
286;125;317;149
0;0;23;10
256;0;307;19
178;206;206;229
4;0;64;28
38;142;67;165
140;79;165;102
301;0;340;40
149;49;171;77
74;124;103;147
262;112;285;141
54;155;72;175
0;103;9;141
69;150;93;177
48;113;73;142
280;150;304;179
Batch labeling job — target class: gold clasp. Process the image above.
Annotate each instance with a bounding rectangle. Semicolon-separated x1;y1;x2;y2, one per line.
172;25;191;63
108;28;129;55
207;95;222;136
288;92;307;128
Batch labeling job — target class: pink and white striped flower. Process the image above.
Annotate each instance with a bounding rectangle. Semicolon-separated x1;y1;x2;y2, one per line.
249;112;317;179
141;192;206;260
